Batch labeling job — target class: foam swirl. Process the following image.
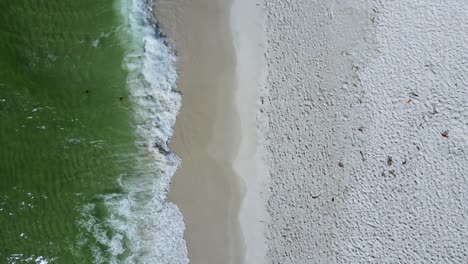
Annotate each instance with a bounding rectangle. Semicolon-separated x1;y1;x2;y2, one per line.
78;0;188;262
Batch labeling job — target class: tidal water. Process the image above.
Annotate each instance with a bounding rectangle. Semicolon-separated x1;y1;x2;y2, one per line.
0;0;188;263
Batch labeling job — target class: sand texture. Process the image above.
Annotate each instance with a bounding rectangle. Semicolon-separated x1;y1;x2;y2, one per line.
153;0;468;262
264;0;468;263
230;0;269;263
154;0;245;263
154;0;271;262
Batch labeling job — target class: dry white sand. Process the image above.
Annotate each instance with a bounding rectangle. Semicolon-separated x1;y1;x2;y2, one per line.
264;0;468;263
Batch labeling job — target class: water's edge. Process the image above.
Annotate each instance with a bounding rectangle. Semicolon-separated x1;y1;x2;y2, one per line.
99;0;189;262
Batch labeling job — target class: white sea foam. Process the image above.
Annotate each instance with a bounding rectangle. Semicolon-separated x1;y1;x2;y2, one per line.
35;256;48;264
77;0;188;263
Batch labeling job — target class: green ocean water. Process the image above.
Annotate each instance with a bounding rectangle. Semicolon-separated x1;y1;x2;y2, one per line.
0;0;141;262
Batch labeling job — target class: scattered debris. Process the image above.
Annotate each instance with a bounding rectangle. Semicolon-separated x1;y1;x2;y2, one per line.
387;156;393;166
441;131;449;138
389;170;396;177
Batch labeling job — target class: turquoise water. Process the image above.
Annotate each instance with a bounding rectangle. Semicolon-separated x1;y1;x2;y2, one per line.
0;0;187;263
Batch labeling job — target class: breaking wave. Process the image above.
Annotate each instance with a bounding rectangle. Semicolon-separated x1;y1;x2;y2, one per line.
77;0;188;263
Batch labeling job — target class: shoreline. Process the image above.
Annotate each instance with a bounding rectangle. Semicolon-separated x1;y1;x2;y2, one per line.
154;0;249;262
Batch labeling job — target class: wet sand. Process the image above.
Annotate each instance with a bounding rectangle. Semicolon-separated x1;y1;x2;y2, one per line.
154;0;244;263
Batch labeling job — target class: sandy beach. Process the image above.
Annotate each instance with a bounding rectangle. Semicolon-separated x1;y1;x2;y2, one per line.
263;0;468;263
154;0;267;263
155;0;468;263
230;0;269;263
